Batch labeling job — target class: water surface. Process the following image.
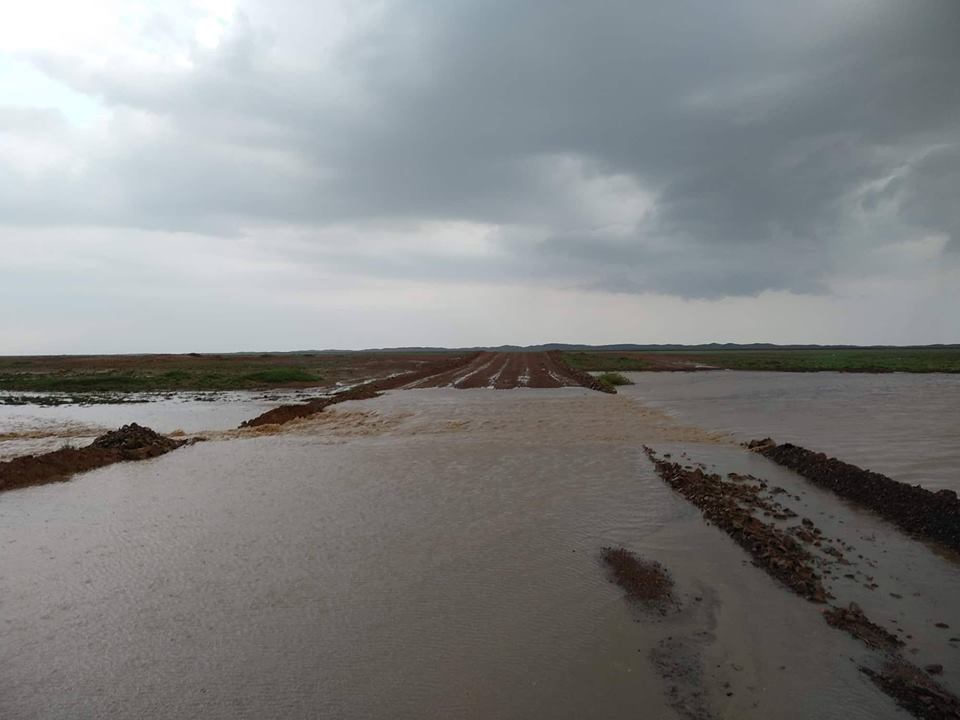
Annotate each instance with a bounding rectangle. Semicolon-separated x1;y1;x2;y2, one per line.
0;390;324;460
1;388;956;718
621;371;960;491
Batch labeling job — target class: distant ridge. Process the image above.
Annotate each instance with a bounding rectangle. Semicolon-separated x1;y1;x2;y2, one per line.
286;343;960;354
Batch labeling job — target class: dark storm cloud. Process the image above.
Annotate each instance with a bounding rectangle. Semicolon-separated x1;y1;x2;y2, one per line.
8;0;960;296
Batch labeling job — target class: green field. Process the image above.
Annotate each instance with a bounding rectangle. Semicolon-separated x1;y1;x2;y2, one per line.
0;365;326;393
596;372;635;388
563;348;960;373
2;348;957;396
0;352;454;393
563;353;655;372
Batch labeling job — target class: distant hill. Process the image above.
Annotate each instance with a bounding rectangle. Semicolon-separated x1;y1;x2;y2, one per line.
286;343;960;354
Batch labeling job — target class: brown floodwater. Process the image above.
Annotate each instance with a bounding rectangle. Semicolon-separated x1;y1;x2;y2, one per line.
1;387;956;719
0;391;322;460
621;371;960;492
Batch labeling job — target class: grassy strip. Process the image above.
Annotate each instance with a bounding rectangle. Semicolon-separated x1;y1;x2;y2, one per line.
597;371;634;388
548;351;617;393
0;367;324;393
0;352;470;392
566;348;960;373
674;348;960;372
0;367;325;392
562;352;653;371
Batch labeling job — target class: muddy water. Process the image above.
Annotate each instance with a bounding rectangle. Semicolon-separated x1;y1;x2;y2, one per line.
621;371;960;492
0;391;322;460
0;389;953;719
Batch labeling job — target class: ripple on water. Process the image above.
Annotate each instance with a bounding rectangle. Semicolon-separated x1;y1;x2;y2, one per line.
0;387;950;719
620;371;960;492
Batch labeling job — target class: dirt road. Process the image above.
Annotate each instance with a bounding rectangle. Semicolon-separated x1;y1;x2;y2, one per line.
239;351;608;428
401;351;600;390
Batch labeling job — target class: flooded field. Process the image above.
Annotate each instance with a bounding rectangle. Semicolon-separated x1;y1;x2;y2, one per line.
622;371;960;492
1;379;958;719
0;391;324;460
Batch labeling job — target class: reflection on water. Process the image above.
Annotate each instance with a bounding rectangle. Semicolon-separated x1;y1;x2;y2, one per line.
621;371;960;491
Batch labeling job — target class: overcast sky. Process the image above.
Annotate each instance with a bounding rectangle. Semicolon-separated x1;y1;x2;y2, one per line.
2;0;959;352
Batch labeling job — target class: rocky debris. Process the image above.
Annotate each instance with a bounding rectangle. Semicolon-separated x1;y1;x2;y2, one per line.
862;661;960;720
824;603;903;651
646;445;960;719
746;438;776;452
90;423;182;454
746;439;960;552
644;447;828;603
601;546;676;613
926;665;945;676
0;424;185;494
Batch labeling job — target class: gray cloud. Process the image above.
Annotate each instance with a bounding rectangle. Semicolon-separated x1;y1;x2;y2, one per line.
4;0;960;298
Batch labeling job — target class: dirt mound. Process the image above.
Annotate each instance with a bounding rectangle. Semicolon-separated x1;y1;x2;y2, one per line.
240;384;384;428
862;661;960;720
0;424;185;494
644;447;828;602
824;602;903;651
747;439;960;552
601;546;675;613
91;423;182;453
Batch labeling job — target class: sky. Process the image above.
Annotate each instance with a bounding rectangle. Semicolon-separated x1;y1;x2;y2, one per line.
1;0;959;352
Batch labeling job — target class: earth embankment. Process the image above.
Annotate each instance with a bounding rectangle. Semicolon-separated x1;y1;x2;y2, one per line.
0;424;184;494
240;351;612;428
748;439;960;552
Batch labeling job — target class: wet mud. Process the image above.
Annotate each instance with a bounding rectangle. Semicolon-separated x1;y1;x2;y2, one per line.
862;661;960;720
748;439;960;552
403;350;614;392
601;546;676;613
0;423;184;494
241;351;612;428
647;445;960;719
239;353;496;427
824;603;904;651
599;546;721;719
240;383;384;428
643;447;828;602
651;634;718;720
